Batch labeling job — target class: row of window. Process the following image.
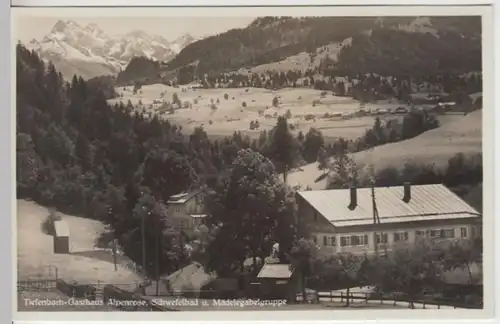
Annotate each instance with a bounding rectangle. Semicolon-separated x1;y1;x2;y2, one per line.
315;227;471;247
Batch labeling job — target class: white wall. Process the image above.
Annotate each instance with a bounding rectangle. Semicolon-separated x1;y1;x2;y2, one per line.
313;222;479;256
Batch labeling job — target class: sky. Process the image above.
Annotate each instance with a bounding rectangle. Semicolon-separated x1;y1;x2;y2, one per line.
15;16;256;43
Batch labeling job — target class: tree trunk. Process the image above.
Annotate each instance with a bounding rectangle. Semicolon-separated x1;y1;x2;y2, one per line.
301;273;307;304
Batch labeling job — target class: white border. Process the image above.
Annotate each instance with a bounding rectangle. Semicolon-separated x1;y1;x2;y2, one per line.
9;0;495;7
9;2;497;324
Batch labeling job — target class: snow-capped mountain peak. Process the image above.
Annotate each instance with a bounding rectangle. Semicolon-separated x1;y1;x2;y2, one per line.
25;20;199;79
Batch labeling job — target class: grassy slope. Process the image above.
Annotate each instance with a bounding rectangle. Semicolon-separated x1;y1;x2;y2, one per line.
110;84;414;141
287;110;482;190
17;200;142;289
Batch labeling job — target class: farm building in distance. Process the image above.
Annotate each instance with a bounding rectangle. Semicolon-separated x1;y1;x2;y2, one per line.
296;183;482;256
53;220;70;254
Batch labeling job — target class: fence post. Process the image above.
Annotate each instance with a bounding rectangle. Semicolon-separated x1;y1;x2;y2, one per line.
340;292;343;303
393;294;396;306
438;304;440;309
330;290;332;301
365;293;368;304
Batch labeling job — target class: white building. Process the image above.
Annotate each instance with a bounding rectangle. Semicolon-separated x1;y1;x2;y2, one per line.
167;190;207;231
296;183;482;256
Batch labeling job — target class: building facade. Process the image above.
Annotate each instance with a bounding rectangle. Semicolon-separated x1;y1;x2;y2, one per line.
296;183;482;256
166;189;207;231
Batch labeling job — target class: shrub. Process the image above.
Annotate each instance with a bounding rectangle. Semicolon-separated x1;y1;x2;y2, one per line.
209;120;213;125
224;93;229;100
41;209;62;236
242;101;247;108
272;97;279;107
305;114;315;121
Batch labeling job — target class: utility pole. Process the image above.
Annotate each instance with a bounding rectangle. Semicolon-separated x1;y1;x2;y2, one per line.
368;160;381;256
141;209;148;277
155;222;160;296
371;184;381;256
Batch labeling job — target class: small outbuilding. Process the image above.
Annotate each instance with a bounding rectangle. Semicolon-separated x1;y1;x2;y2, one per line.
53;220;70;254
255;264;299;302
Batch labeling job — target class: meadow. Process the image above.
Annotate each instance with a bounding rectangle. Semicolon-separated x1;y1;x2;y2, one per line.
17;200;142;289
109;84;423;141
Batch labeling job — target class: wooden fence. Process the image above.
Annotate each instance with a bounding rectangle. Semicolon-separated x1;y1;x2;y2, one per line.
17;279;58;292
309;291;483;309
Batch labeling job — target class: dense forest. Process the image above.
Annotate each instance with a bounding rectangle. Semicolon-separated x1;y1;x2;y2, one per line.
16;43;482;281
115;16;481;88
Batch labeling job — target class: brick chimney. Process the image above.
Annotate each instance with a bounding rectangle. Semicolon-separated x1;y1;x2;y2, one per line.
403;182;411;203
348;187;357;210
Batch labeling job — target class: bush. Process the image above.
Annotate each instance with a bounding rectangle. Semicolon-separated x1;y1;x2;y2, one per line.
41;209;62;236
272;97;279;107
224;93;229;100
209;120;213;125
242;101;247;108
305;114;315;121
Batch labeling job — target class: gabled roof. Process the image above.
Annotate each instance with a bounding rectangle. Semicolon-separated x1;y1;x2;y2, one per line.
167;189;203;204
297;184;480;227
53;220;69;237
257;264;293;279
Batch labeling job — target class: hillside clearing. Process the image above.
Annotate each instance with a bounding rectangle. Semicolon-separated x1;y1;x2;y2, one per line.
17;200;142;289
109;84;417;141
286;110;482;190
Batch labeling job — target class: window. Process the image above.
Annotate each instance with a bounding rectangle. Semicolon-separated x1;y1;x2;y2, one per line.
442;229;455;239
430;230;438;237
341;235;368;246
416;230;424;237
394;232;409;242
330;237;336;246
376;233;388;244
340;236;350;247
312;236;317;244
323;236;328;246
460;227;468;238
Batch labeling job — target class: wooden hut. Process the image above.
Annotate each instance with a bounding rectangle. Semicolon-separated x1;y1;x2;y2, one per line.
53;220;70;254
255;264;299;302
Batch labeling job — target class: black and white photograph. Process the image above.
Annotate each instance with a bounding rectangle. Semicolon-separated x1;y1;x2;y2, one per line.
12;6;492;317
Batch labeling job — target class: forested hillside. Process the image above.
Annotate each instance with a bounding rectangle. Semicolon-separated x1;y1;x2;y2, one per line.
116;16;481;86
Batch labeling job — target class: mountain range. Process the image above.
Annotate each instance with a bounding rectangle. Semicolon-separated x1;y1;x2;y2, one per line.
26;20;200;80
